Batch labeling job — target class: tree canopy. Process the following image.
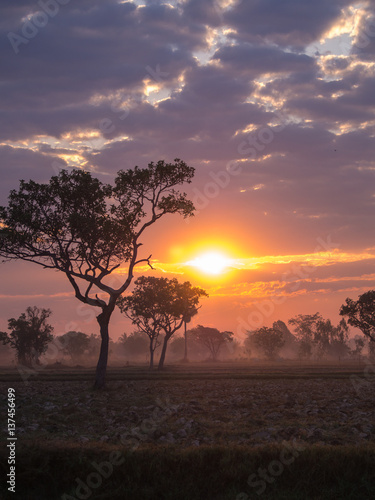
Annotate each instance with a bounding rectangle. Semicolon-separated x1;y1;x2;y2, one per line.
250;326;285;360
59;331;90;363
0;159;195;387
0;306;54;367
340;290;375;343
189;325;233;361
117;276;207;369
288;313;349;360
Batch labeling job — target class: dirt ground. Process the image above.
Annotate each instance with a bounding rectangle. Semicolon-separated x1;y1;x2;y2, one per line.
1;368;374;449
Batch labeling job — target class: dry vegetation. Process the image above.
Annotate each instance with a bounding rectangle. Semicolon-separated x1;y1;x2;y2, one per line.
1;363;375;499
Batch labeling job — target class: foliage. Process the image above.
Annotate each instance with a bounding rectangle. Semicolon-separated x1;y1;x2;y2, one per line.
289;313;349;360
0;159;195;387
250;326;285;360
340;290;375;343
0;306;53;367
351;336;365;359
58;331;90;363
119;331;149;359
117;276;207;369
189;325;233;361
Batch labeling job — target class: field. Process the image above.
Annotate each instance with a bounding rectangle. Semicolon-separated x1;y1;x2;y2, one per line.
1;362;375;499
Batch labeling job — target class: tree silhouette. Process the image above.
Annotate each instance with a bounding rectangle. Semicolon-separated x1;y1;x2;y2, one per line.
250;326;285;361
118;276;207;369
190;325;233;361
0;159;194;388
289;313;349;360
0;306;53;367
340;290;375;343
59;331;90;363
288;313;322;359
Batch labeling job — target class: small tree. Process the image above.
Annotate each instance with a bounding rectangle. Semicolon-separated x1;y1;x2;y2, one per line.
189;325;234;361
0;306;53;367
340;290;375;344
0;159;195;388
59;331;90;363
250;326;285;361
118;277;207;369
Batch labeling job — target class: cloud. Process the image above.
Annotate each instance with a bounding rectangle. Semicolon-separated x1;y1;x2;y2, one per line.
224;0;354;48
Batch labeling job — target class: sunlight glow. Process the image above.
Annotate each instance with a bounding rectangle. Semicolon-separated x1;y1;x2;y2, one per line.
186;251;235;275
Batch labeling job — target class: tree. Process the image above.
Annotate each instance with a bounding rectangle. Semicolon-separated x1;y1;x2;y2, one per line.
351;336;365;363
289;313;349;361
189;325;234;361
329;318;349;361
59;331;90;363
0;159;194;388
119;331;149;360
288;313;322;359
0;306;53;367
181;290;201;362
250;326;285;361
118;276;207;369
340;290;375;344
368;340;375;362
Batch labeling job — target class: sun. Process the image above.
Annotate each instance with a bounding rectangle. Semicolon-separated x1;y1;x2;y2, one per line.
186;251;234;275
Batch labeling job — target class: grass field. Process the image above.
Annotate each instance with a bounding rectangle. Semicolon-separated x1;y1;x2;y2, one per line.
1;362;374;499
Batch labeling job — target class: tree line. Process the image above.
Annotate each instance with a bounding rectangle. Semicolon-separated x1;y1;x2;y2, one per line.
1;289;375;368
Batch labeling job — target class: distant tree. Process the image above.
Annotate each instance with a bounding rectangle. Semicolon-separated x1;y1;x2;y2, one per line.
289;313;349;361
190;325;234;361
182;304;199;363
118;277;207;369
250;326;285;361
119;331;149;359
243;336;252;359
0;159;195;388
86;334;101;358
272;320;298;357
289;313;322;359
329;318;350;361
340;291;375;344
59;331;90;363
368;340;375;362
351;336;365;363
169;335;185;358
0;342;13;364
0;306;53;367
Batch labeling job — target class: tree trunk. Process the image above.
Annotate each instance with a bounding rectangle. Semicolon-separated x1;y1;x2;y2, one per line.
94;304;115;390
183;321;188;362
158;335;169;370
149;343;154;370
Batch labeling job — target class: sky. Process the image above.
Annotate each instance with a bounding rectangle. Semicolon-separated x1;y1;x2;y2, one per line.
1;0;375;342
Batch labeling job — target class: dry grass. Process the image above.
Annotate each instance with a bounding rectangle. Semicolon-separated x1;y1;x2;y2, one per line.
1;363;374;498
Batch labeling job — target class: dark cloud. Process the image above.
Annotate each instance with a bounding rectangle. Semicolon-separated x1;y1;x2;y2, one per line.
0;145;68;204
224;0;353;48
213;43;316;75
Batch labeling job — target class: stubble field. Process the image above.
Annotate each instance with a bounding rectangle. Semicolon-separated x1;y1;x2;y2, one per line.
1;363;375;499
